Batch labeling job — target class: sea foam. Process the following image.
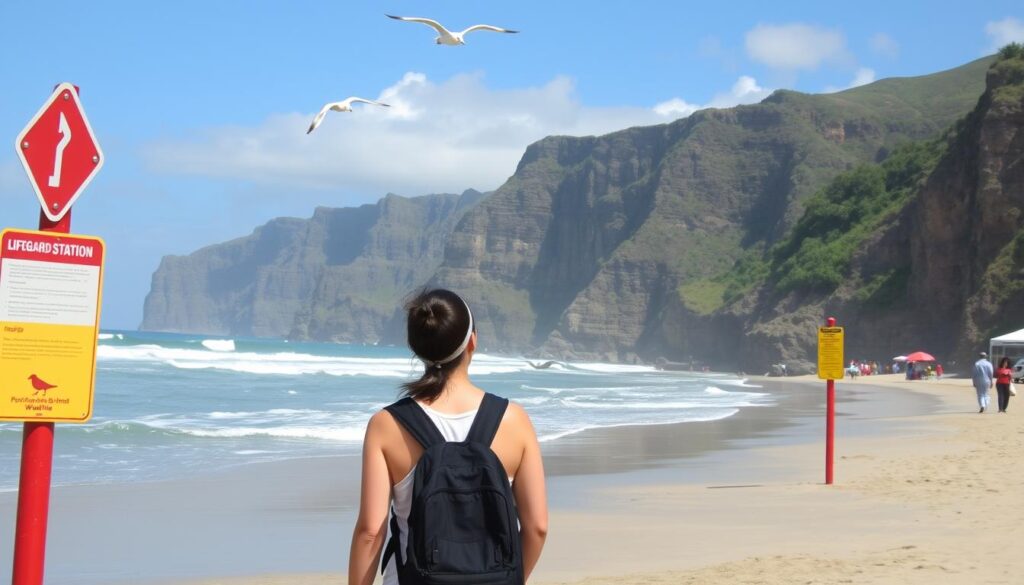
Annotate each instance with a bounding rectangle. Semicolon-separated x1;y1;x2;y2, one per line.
201;339;236;352
3;334;779;490
97;344;543;377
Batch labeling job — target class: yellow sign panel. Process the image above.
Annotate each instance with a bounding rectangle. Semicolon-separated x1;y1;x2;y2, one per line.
0;229;104;422
817;326;845;380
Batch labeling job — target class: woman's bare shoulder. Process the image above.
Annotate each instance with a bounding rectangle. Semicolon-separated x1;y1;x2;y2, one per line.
503;400;537;432
366;408;401;439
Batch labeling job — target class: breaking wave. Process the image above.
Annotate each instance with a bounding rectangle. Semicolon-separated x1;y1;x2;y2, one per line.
201;339;236;352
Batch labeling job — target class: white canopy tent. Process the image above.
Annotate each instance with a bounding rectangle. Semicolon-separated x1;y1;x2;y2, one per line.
990;328;1024;363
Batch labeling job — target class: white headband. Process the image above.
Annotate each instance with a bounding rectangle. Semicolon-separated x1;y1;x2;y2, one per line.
422;298;474;369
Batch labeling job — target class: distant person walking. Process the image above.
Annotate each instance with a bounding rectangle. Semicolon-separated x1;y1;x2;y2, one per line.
936;363;944;379
995;357;1014;413
972;352;994;413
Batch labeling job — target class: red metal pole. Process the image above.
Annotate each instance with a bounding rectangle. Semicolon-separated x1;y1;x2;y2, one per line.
11;91;77;584
12;423;55;585
825;316;836;485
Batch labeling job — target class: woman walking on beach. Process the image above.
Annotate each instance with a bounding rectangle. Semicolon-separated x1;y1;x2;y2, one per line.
348;289;548;585
995;357;1014;413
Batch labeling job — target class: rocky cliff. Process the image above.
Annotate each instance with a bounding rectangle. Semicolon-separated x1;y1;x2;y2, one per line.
667;50;1024;373
916;53;1024;359
143;56;1007;367
431;57;993;360
141;189;485;340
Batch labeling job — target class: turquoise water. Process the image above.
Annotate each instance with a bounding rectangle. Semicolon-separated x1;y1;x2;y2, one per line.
0;331;770;489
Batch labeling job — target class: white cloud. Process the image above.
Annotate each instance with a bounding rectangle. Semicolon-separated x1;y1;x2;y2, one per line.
657;76;771;115
745;23;847;70
655;76;772;116
653;98;700;117
708;76;773;107
985;17;1024;52
849;67;876;88
142;72;671;195
823;67;877;94
869;33;900;59
143;72;773;195
651;75;770;122
652;76;771;120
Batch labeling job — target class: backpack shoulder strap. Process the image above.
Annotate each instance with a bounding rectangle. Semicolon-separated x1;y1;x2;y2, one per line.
384;397;445;449
466;393;509;446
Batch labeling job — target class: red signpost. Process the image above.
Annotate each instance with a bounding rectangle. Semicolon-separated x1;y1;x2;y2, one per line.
817;316;843;485
825;317;836;485
16;83;103;223
11;83;103;585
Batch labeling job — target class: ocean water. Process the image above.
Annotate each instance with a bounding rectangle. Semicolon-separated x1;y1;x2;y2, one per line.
0;331;771;490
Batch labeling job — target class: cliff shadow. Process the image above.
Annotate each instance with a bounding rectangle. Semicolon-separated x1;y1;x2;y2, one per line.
323;205;378;266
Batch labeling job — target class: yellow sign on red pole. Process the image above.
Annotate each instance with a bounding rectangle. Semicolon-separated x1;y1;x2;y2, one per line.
0;228;104;422
817;326;844;380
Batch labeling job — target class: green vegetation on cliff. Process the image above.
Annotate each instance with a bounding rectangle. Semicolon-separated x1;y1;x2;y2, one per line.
668;59;996;320
764;45;1023;300
768;139;944;294
992;43;1024;105
678;247;768;314
681;139;945;310
681;47;1021;355
978;230;1024;307
684;45;1024;373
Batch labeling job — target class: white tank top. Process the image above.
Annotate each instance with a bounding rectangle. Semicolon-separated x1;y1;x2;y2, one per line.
383;402;479;585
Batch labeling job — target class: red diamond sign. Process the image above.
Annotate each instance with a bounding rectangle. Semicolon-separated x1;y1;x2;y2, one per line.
15;83;104;222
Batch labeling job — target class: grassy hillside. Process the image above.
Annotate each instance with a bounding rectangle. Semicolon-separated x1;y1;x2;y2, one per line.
672;59;996;319
828;56;996;128
672;45;1024;372
768;47;1021;301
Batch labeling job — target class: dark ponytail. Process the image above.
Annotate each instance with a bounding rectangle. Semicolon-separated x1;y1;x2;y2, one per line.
402;289;475;402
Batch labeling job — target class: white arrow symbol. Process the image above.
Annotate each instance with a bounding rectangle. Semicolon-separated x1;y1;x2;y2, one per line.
47;113;71;188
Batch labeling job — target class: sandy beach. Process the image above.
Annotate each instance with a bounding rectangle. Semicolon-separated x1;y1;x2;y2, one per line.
141;373;1024;585
538;374;1022;585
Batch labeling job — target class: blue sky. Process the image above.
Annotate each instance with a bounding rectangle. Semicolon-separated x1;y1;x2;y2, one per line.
1;0;1022;329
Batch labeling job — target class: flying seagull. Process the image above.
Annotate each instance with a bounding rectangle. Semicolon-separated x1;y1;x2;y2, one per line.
386;15;518;45
307;97;390;134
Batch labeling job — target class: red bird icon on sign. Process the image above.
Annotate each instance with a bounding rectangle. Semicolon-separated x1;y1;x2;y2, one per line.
28;375;57;396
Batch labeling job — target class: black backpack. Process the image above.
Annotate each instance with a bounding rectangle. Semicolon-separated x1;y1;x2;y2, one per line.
381;393;524;585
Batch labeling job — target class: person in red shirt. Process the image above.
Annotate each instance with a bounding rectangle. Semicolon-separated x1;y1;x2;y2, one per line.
935;363;944;379
995;357;1014;413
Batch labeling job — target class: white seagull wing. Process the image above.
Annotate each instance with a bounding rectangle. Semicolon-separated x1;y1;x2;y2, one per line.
346;97;391;108
386;15;453;37
308;98;390;134
307;103;335;134
461;24;519;35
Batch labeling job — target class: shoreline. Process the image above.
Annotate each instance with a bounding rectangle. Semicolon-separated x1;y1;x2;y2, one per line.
0;374;979;584
165;374;1017;585
535;373;1021;584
